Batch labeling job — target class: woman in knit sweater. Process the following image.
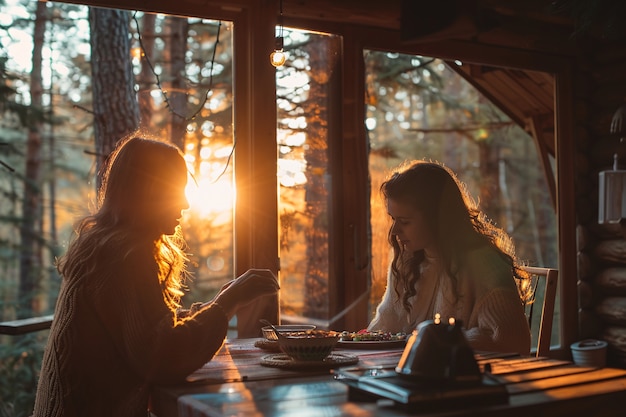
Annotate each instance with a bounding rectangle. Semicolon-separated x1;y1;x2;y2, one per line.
368;160;531;355
33;137;279;417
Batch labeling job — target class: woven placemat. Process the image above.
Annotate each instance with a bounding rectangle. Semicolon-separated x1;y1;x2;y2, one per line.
260;353;359;369
254;339;281;352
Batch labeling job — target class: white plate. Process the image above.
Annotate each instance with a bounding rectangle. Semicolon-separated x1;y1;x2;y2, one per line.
337;339;407;349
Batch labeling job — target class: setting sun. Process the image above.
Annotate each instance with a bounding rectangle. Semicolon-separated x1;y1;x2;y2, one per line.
185;173;234;221
183;139;235;222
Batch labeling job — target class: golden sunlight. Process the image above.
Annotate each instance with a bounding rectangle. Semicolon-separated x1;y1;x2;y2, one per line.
183;140;235;221
185;173;234;221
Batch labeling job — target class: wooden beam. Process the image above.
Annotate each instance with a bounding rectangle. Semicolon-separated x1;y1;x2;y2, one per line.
529;115;557;211
554;61;579;357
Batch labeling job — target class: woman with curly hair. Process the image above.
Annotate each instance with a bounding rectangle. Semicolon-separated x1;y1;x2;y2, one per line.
33;136;279;417
368;160;531;354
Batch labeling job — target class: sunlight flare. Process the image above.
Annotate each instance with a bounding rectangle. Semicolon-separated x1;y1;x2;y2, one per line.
185;172;234;220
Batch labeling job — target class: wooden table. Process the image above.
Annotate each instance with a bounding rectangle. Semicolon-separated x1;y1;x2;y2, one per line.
150;338;626;417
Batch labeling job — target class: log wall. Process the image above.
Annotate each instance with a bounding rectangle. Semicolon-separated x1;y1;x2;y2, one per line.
581;40;626;367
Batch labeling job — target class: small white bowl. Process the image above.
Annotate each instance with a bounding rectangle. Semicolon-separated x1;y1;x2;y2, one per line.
570;339;608;368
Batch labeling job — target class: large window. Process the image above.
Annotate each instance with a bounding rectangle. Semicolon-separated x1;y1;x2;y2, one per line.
1;1;563;336
365;50;559;347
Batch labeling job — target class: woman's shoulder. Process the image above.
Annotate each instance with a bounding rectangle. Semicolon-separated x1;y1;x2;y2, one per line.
462;245;513;287
91;236;155;275
95;229;153;256
464;244;507;264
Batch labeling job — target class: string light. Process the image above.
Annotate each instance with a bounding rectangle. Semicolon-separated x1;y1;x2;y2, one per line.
130;12;234;184
131;12;222;122
270;0;286;67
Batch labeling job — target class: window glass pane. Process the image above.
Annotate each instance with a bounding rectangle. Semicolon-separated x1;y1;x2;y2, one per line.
277;29;340;324
0;3;234;315
365;51;559;348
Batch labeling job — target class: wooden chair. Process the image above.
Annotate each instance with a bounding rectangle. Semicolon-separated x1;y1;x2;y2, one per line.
521;266;559;357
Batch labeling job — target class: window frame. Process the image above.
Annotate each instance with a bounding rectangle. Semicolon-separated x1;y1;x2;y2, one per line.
52;0;577;357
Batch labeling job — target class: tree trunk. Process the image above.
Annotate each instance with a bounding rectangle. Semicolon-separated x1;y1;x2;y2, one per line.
303;37;331;319
166;16;188;150
89;7;140;184
138;12;156;130
18;1;47;318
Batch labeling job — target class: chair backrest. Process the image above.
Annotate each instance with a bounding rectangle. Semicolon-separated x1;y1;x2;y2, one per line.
521;266;558;357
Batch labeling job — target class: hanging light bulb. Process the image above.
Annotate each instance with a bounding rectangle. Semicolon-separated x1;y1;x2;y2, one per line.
270;36;286;67
270;0;286;67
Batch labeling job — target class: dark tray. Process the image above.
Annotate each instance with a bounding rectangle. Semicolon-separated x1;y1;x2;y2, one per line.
334;367;508;411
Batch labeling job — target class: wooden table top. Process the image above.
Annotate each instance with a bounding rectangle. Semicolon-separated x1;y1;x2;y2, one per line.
150;338;626;417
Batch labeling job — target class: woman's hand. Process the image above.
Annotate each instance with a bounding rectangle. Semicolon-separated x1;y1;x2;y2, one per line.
212;269;279;319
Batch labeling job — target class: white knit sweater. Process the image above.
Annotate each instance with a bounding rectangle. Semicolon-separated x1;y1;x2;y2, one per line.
368;246;531;355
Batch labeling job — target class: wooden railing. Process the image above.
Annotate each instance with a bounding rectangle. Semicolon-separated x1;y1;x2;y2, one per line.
0;314;244;337
0;315;54;335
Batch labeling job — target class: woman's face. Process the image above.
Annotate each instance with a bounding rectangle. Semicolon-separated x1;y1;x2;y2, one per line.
149;168;189;236
386;198;434;253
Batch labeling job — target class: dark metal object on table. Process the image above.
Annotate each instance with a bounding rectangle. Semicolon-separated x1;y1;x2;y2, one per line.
395;315;481;385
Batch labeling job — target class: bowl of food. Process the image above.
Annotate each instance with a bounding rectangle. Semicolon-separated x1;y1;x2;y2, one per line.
262;324;317;341
276;329;340;361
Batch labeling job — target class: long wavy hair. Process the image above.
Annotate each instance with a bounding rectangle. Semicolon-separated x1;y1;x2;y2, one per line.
57;136;189;311
381;160;530;314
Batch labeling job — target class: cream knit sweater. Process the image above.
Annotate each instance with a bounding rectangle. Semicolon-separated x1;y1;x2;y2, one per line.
32;245;229;417
368;246;531;355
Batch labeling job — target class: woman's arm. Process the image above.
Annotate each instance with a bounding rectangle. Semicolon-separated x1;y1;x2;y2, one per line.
368;268;406;333
464;288;531;355
460;246;531;355
93;250;230;383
